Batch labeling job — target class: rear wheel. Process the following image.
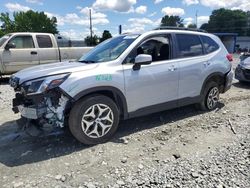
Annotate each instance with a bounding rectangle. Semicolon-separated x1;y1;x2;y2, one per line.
69;95;119;145
197;81;220;111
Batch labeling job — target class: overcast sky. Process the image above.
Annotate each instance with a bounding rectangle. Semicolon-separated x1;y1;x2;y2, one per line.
1;0;249;39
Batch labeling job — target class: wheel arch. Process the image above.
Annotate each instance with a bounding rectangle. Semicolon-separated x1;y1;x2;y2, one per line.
200;72;226;95
71;86;128;119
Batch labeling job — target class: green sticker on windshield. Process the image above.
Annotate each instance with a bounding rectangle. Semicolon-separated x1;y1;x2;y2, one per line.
96;74;112;81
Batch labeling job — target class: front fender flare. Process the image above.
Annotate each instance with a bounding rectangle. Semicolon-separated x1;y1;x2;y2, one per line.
72;86;128;119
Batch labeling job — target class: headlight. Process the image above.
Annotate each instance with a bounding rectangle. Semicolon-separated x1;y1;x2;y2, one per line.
9;76;20;89
23;73;70;95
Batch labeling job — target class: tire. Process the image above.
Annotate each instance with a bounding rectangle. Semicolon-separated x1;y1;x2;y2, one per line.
197;81;220;111
69;95;120;145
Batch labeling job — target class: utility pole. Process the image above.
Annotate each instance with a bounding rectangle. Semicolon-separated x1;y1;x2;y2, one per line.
119;25;122;34
195;10;198;28
89;8;93;46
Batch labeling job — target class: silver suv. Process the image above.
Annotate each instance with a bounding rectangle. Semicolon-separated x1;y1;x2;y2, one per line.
10;28;233;145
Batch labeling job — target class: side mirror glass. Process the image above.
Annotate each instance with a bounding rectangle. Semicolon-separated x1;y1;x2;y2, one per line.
5;42;16;50
133;54;152;71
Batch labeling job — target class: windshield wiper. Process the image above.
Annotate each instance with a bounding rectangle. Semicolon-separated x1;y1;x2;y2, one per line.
78;60;96;64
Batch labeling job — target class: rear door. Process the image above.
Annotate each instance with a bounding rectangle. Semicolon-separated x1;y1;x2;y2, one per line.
174;33;207;100
2;35;39;73
123;34;179;113
36;35;59;64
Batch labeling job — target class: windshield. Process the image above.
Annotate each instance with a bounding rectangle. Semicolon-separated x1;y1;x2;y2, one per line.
78;35;139;63
0;34;12;47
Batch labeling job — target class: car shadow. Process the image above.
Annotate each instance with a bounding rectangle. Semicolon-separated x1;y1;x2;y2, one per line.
0;76;10;85
0;103;225;167
233;81;250;89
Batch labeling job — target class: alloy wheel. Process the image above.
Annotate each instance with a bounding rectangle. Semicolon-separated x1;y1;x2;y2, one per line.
81;104;114;138
207;87;219;110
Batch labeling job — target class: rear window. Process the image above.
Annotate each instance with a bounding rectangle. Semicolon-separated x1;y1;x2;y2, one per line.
200;35;219;54
36;35;53;48
176;34;203;58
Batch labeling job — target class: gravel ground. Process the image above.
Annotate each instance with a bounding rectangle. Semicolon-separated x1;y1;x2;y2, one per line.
0;55;249;188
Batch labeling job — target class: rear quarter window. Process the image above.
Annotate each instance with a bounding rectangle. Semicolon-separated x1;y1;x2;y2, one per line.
176;34;203;58
36;35;53;48
200;35;219;54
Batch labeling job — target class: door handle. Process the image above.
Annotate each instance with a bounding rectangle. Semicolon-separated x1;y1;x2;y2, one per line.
168;65;177;71
31;51;37;55
204;62;211;67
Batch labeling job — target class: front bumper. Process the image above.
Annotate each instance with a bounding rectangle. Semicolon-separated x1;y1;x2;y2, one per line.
224;69;234;92
235;65;250;82
12;90;69;128
17;105;46;119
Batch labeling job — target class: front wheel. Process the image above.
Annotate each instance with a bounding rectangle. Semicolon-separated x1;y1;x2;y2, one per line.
69;95;120;145
197;81;220;111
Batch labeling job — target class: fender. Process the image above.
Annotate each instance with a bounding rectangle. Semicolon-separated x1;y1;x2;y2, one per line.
200;72;225;95
73;86;128;119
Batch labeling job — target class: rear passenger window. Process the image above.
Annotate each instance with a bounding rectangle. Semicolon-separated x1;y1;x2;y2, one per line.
36;35;53;48
201;35;219;54
176;34;203;58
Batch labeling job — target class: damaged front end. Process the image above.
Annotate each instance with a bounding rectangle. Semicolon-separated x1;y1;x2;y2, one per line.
10;73;71;135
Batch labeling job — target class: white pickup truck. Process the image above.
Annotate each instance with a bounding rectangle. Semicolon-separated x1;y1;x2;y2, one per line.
0;32;93;75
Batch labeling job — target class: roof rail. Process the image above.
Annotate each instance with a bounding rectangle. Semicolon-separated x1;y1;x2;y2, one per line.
154;26;207;33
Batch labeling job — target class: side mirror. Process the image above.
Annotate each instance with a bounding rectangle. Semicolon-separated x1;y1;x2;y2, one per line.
133;54;152;71
5;43;16;50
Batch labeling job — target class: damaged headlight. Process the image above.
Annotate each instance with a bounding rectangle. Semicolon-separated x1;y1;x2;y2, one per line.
9;76;20;89
23;73;70;95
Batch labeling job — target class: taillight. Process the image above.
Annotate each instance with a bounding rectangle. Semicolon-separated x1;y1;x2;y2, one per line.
226;54;233;62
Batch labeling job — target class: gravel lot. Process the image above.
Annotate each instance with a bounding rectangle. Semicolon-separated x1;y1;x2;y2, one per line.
0;56;249;188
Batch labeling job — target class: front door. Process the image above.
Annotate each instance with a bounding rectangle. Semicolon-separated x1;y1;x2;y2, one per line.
2;35;39;74
123;34;179;113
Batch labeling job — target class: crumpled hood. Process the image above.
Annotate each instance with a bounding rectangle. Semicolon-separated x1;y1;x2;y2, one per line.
13;61;98;84
242;57;250;69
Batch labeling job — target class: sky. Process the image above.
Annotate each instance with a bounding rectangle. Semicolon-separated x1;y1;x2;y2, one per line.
0;0;250;39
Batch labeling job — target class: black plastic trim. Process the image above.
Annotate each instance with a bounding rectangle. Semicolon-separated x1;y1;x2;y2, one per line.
200;72;225;95
73;86;128;119
128;96;201;119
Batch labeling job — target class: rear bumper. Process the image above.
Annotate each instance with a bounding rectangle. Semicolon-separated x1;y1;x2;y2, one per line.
235;65;250;82
223;69;234;92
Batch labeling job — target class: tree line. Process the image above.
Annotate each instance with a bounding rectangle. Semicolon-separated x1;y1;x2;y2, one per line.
161;8;250;36
0;8;250;44
0;10;112;45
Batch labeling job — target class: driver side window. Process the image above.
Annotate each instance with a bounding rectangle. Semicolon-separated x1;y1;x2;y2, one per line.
8;35;34;49
125;35;171;64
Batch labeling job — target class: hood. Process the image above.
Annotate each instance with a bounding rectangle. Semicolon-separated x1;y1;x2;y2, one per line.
13;61;98;84
241;57;250;69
